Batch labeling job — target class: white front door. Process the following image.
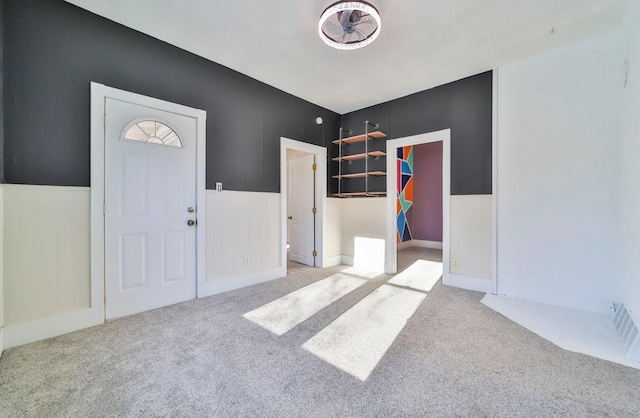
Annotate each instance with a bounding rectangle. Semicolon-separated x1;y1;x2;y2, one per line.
105;98;197;319
288;154;315;266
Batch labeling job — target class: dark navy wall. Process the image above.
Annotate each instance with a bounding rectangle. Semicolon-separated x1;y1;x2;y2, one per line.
2;0;340;191
3;0;492;194
335;72;493;195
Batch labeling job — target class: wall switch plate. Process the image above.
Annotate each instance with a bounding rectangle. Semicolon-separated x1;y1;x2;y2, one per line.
216;182;222;192
452;258;459;268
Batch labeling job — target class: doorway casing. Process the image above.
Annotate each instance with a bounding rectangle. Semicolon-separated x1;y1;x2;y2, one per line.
385;129;451;278
280;138;327;268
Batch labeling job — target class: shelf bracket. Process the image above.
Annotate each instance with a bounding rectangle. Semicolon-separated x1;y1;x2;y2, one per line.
337;126;352;198
364;121;379;197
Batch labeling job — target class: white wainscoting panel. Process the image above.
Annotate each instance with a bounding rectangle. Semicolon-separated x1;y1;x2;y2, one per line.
324;198;343;267
205;190;283;295
339;197;386;258
0;185;4;353
449;195;493;281
3;185;91;326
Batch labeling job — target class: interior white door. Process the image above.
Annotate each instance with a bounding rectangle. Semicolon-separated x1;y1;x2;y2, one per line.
288;154;315;266
105;98;197;319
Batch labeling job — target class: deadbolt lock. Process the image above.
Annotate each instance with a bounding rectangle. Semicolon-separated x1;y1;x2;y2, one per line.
188;207;195;213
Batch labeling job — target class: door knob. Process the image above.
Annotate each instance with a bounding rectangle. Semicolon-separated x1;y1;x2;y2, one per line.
288;216;293;219
187;220;197;226
188;207;195;213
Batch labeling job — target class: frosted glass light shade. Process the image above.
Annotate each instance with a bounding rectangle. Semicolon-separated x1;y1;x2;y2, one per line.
319;1;381;50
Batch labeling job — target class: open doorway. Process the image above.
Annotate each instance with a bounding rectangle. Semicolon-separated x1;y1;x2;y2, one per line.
385;129;451;283
280;138;327;272
395;141;444;272
286;149;315;267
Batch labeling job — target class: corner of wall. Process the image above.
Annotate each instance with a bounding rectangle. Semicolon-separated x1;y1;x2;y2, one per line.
0;0;4;184
619;0;640;337
325;197;343;263
338;197;386;259
496;28;625;313
0;0;5;354
0;185;4;355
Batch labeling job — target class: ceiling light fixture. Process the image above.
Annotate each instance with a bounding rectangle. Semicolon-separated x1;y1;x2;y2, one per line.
319;1;381;50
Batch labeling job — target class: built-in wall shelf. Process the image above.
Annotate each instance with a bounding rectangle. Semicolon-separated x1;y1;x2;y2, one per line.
332;131;387;145
333;123;387;197
331;150;386;162
331;191;387;197
332;171;386;179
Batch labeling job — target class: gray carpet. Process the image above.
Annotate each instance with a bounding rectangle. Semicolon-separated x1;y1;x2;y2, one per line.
1;250;640;417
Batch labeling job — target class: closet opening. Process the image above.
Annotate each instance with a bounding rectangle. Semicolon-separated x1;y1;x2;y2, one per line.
385;130;451;283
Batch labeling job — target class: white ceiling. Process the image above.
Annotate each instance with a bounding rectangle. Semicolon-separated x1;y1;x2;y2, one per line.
65;0;628;114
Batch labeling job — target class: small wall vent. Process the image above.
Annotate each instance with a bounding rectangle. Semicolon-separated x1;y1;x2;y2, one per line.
613;303;640;359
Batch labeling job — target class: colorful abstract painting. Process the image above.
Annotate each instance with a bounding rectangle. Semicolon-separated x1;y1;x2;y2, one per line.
397;146;413;243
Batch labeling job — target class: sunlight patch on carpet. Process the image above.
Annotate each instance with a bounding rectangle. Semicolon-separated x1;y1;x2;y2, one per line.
341;266;387;279
388;259;442;292
243;273;368;336
302;284;426;381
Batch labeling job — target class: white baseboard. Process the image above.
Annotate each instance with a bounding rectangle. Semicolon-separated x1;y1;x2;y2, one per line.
397;241;413;250
320;255;353;267
202;266;286;297
341;255;354;266
323;255;343;268
3;306;103;349
397;240;443;251
412;239;443;250
444;272;493;293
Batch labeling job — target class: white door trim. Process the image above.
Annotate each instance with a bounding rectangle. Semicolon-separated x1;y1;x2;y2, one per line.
280;138;327;268
287;153;316;266
491;68;499;295
91;82;207;320
385;129;451;279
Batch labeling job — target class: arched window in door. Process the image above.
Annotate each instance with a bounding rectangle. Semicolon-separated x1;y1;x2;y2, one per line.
123;119;182;148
